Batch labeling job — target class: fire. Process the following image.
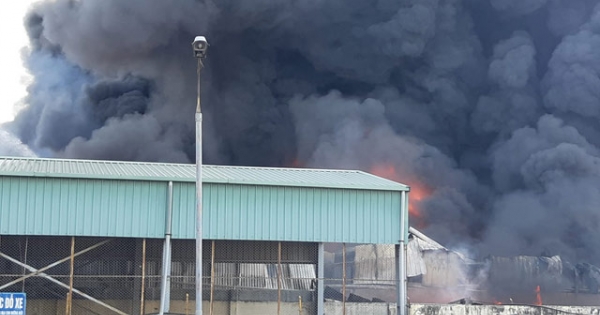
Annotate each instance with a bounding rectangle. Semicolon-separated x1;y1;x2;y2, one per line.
409;184;429;219
535;285;542;306
370;164;431;227
492;299;502;305
286;158;304;168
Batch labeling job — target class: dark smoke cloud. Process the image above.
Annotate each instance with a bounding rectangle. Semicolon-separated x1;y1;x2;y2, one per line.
6;0;600;266
490;0;548;16
547;0;596;36
471;31;541;136
485;114;600;259
86;77;151;124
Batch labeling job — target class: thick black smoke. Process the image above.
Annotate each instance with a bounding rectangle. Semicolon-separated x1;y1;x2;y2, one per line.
5;0;600;267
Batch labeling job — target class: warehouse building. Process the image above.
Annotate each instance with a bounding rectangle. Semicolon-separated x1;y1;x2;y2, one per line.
0;156;409;315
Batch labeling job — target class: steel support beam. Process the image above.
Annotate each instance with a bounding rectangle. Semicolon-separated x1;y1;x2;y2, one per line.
0;239;111;290
0;251;127;315
397;190;409;315
159;181;174;315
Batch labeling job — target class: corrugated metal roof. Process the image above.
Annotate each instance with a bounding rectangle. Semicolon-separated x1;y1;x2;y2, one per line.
407;239;427;277
0;156;408;191
409;227;446;251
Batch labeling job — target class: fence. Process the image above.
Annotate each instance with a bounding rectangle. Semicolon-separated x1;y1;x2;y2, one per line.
0;236;400;315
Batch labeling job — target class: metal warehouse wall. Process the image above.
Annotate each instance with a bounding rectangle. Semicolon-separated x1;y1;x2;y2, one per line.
0;176;402;244
173;182;402;243
0;176;167;238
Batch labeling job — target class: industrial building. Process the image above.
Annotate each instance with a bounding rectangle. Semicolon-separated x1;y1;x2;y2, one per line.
0;156;409;315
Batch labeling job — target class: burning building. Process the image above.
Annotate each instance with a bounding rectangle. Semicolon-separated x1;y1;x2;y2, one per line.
479;255;600;305
336;227;600;306
3;0;600;307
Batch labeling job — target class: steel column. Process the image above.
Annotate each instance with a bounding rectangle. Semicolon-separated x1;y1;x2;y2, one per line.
160;181;174;315
317;243;324;315
397;190;409;315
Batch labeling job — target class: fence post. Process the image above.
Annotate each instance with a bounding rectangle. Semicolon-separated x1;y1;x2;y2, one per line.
210;240;215;315
277;241;282;315
66;236;75;315
140;238;147;315
342;243;346;315
186;293;191;315
22;237;29;292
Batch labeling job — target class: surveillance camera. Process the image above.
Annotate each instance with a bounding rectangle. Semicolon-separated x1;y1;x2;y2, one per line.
192;36;208;58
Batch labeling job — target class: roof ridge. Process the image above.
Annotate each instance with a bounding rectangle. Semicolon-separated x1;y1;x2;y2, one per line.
0;156;409;191
0;156;362;172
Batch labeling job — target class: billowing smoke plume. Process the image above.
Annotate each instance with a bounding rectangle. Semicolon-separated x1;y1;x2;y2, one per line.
6;0;600;267
0;128;35;157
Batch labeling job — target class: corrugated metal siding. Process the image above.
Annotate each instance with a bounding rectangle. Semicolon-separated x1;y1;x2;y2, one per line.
0;176;167;238
1;176;402;243
0;159;406;243
172;183;401;244
407;239;427;277
0;157;409;191
409;227;446;251
171;182;195;241
0;157;193;182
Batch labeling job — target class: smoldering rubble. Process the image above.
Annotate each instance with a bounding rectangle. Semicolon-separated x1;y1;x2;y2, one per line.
348;229;600;304
3;0;600;270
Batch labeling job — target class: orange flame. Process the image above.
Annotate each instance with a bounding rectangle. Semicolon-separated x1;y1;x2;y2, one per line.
286;158;304;168
492;299;502;305
535;285;542;306
370;164;430;228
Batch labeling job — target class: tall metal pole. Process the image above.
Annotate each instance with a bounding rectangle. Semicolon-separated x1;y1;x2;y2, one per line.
195;53;205;315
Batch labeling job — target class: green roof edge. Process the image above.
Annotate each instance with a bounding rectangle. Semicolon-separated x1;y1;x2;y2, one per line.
0;156;410;192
